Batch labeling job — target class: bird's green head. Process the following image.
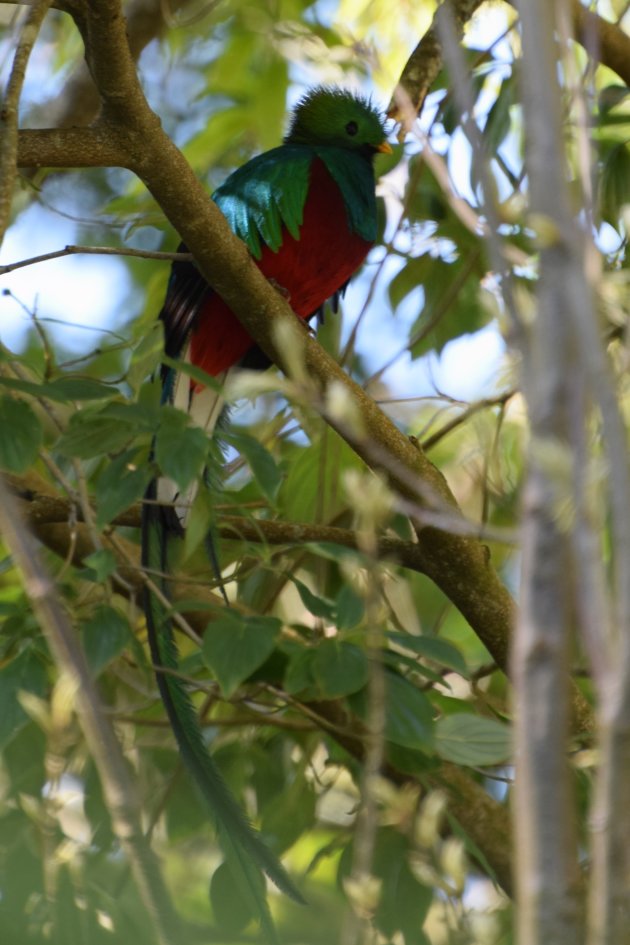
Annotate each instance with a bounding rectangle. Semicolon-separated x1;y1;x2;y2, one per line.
284;86;392;157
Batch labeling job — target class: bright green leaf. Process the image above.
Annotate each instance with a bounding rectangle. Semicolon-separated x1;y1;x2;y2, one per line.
436;713;511;766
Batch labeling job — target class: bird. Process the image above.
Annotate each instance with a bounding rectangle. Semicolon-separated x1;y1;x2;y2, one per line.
141;86;391;939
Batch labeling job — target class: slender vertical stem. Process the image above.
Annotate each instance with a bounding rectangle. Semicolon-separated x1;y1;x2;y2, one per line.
512;1;585;941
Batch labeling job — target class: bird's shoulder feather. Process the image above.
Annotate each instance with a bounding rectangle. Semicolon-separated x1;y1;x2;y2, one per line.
213;145;313;259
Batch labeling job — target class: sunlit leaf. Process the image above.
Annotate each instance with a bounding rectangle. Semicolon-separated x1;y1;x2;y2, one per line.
436;714;511;766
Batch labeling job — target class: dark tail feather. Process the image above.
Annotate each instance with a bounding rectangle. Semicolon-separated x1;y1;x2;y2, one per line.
141;481;305;939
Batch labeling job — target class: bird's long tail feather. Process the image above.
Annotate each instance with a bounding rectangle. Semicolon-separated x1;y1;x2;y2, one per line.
142;396;304;938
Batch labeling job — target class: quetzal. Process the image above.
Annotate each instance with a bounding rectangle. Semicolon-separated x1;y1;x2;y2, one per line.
142;86;391;937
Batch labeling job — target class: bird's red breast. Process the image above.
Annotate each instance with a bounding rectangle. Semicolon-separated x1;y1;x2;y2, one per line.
189;159;373;378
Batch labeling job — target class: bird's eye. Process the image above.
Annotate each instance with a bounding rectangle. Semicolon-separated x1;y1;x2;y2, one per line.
345;120;359;137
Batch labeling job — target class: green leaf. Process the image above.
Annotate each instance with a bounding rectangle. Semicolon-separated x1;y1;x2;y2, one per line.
83;606;132;676
202;612;281;697
600;141;630;228
0;647;48;749
96;449;151;528
484;75;514;153
45;378;116;402
404;161;449;224
278;434;362;525
57;409;135;458
224;430;282;504
283;646;317;695
435;713;511;766
410;260;490;358
599;84;630;114
162;354;224;393
349;671;435;752
98;400;159;431
82;549;118;583
388;255;433;311
184;486;213;559
388;632;467;676
154;405;208;492
373;830;433;941
0;395;43;472
127;322;164;392
210;859;261;936
292;577;336;620
261;773;316;853
335;584;365;630
312;640;369;698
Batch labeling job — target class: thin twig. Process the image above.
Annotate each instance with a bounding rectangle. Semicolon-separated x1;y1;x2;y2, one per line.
0;244;193;275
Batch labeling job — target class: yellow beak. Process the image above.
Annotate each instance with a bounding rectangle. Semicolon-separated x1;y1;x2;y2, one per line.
377;141;394;154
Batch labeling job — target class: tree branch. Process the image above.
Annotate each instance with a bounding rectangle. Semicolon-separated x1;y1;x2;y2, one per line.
0;0;53;242
571;0;630;86
17;125;131;168
388;0;485;123
6;471;509;570
0;243;192;275
34;0;198;131
388;0;630;125
512;0;602;940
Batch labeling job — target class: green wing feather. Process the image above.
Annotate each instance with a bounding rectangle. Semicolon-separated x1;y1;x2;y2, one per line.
142;482;304;941
213;142;377;258
214;146;311;258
